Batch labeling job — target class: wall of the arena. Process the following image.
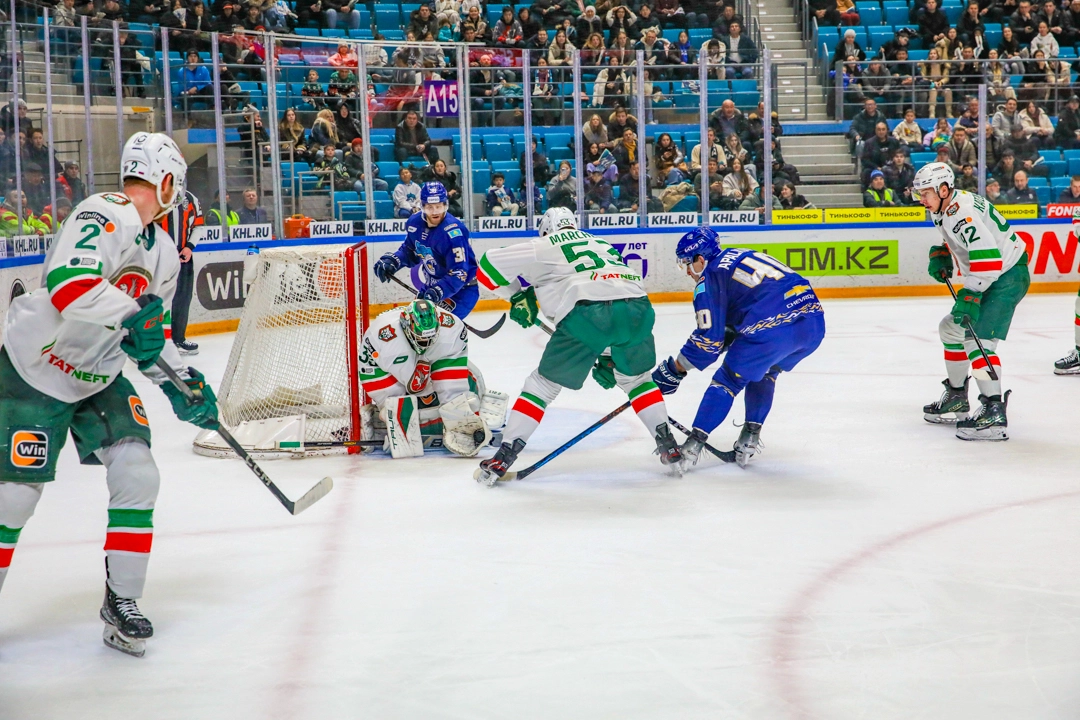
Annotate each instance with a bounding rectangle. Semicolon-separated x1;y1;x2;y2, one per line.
3;220;1078;342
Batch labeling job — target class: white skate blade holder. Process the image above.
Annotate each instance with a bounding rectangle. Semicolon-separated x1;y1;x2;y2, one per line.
103;624;146;658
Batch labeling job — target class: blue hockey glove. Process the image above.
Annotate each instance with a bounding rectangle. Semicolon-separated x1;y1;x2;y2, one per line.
373;253;401;283
418;283;444;304
652;356;686;395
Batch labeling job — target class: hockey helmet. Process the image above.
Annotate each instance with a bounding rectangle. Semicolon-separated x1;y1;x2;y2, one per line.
676;226;722;267
912;162;955;195
402;299;440;353
121;132;188;220
421;181;448;225
538;206;578;238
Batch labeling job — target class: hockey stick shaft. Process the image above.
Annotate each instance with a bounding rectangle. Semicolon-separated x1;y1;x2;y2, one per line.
666;416;736;463
506;400;632;481
388;274;507;338
944;278;999;381
154;359;333;515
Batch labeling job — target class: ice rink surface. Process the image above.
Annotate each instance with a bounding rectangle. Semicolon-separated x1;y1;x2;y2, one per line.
2;294;1079;720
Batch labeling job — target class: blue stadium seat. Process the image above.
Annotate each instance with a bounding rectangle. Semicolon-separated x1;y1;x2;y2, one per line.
885;6;908;24
375;7;400;29
908;49;930;60
484;142;512;162
857;4;883;25
546;132;573;151
321;29;346;38
547;147;573;162
688;28;711;45
942;5;962;23
381;29;405;40
1036;186;1051;204
1069;158;1080;176
1062;149;1080;163
1044;160;1067;176
374;199;395;218
473;167;492;190
295;27;319;37
348;29;374;39
911;151;936;166
671;196;699;212
1027;176;1049;187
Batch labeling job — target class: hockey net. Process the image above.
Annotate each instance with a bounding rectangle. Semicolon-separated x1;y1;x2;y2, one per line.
194;242;370;458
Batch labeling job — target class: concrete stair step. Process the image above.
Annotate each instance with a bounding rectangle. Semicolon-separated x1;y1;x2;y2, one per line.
763;39;805;50
800;173;862;183
799;187;864;207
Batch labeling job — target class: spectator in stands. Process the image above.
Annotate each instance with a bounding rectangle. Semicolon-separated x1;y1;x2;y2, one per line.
581;32;607;65
891;108;923;151
861;121;900;185
955;163;979;191
721;156;757;206
860;59;894;111
652;132;683;184
180;49;213;101
546;160;577;210
238;188;269;225
607;106;637;139
21;162;48;215
407;4;437;38
207;190;239;227
605;6;635;42
417;160;460;215
1020;100;1055;147
483;172;519;216
984;50;1016;104
709;99;748;145
955;97;981;133
700;37;727;79
310;108;340;149
723;21;756;79
654;0;684;28
847;97;884;153
533;0;572;32
936;26;962;61
56;161;86;205
1011;0;1039;44
313;143;351;190
392;167;421;218
22;129;61;178
278;108;309;159
527;27;551;49
519;138;552;191
993;148;1019;189
582;113;611;149
690;127;724;171
723;132;752;171
997;24;1024;65
1008;123;1051;175
690;157;725;209
517;7;540;40
329;67;359;103
958;1;986;45
769;148;801;185
344;138;388;194
548;29;574;71
1031;19;1060;56
994;98;1023;141
1018;50;1050;102
863;170;899;207
634;27;667;65
882;149;915;203
635;4;662;37
301;69;327;110
832;28;866;66
924;117;952;149
394;111;432;164
918;0;949;47
1066;0;1080;44
612;127;639;173
326;43;358;71
918;47;953;119
577;6;604;40
333;102;363;145
776;181;812;209
530;58;561;126
1006;169;1039;203
984;176;1003;202
614;161;646;211
1056;175;1080;202
262;0;297;33
583;163;617;213
981;121;1007;167
743;102;782;148
461;5;490;42
39;197;72;235
836;0;860;24
240;4;264;31
880;27;911;61
1054;94;1080;147
946;125;978;173
324;0;360;30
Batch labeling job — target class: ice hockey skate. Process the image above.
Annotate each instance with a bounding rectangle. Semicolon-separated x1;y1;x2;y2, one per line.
474;439;526;486
679;428;709;471
101;585;154;658
654;424;683;475
955;391;1011;441
1054;349;1080;375
923;377;971;424
733;422;763;467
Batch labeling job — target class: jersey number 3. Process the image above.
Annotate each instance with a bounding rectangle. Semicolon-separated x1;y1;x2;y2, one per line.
732;252;791;288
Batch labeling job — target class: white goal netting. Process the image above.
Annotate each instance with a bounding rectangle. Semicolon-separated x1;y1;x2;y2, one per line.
195;244;368;457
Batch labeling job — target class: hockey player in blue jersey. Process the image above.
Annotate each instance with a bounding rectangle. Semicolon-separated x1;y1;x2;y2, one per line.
651;227;826;468
373;181;480;317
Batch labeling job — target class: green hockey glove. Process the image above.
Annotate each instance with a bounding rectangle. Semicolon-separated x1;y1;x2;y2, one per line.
592;355;617;389
509;286;541;329
927;244;954;283
951;287;982;326
161;367;220;430
121;294;166;371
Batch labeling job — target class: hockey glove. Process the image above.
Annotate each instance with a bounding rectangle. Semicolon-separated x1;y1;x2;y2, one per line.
652;356;686;395
161;367;220;430
373;253;401;283
121;294;166;371
927;245;954;283
591;355;617;389
509;286;541;328
951;287;983;326
418;283;444;304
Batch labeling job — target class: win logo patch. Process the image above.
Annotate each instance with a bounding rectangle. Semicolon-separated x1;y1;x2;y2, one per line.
11;430;48;469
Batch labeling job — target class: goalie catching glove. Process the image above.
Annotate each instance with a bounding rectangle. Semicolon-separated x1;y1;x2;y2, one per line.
121;294;166;371
161;367;220;429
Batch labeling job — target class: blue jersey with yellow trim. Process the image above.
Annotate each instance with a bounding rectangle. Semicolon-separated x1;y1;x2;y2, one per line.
391;212;477;299
679;247;820;371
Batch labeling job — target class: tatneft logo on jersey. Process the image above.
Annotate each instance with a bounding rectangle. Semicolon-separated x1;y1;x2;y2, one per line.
44;351;110;384
10;430;48;468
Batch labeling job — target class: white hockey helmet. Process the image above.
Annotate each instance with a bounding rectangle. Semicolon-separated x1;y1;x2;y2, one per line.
912;162;955;195
121;132;188;219
539;206;578;238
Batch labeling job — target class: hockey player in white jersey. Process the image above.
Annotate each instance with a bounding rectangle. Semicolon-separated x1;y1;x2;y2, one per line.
472;207;681;485
358;299;506;458
915;162;1029;440
1053;208;1080;375
0;132;219;657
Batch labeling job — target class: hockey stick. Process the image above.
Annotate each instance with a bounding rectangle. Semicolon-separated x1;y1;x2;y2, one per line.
943;277;999;381
501;400;632;481
154;359;333;515
666;416;736;463
388;274;507;338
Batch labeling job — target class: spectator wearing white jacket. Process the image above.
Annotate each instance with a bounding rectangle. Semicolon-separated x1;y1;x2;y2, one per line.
1030;21;1060;57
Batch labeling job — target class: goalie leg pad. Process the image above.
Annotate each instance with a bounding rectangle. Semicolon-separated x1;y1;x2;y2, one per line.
380;396;424;459
479;390;509;430
439;392;492;457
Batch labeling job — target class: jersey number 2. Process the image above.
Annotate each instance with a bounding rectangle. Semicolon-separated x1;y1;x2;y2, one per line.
75;224;101;250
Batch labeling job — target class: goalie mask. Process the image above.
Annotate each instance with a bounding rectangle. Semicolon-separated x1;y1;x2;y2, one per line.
402;299;440;354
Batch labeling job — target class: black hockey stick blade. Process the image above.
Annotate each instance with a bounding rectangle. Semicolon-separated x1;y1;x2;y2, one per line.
388;273;507;338
666;416;736;464
943;278;999;381
154;359;333;515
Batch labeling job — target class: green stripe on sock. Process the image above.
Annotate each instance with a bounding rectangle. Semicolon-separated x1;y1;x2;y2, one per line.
431;356;469;371
943;342;964;350
0;525;22;544
627;381;659;400
520;391;547;409
108;509;153;529
478;253;510;287
968;348;996;360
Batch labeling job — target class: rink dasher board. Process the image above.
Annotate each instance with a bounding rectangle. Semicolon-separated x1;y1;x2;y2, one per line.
2;221;1079;342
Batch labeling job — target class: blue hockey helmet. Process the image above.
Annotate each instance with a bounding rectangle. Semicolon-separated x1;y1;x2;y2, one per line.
420;181;448;226
675;226;722;267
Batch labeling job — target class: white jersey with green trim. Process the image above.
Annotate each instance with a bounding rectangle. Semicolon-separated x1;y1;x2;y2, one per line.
358;305;470;404
2;192;186;403
930;190;1026;293
475;228;645;325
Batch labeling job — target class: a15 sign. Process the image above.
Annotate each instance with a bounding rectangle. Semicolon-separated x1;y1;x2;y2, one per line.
424;80;459;118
